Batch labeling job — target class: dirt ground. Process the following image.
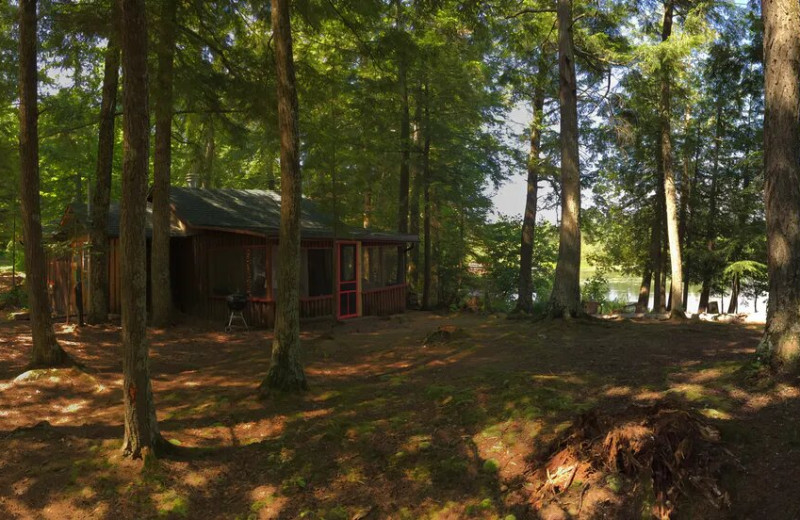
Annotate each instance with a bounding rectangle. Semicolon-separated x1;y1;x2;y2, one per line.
1;311;798;519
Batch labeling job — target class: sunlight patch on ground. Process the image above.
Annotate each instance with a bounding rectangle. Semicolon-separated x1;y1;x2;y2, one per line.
249;485;286;519
700;408;732;420
604;385;632;397
531;374;586;385
59;401;87;413
153;489;189;517
632;389;665;401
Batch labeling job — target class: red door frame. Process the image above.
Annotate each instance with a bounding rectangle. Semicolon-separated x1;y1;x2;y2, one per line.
337;241;358;319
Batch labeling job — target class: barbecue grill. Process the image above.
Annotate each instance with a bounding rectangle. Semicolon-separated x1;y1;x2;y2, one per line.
225;292;249;332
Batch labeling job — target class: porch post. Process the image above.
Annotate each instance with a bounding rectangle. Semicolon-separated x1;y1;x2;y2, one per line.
356;241;362;317
332;240;340;320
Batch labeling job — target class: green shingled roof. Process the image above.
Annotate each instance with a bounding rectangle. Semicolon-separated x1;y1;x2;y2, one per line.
60;201;186;238
61;189;418;243
168;188;418;242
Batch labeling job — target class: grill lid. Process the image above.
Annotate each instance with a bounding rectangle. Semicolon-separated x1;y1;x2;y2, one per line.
226;292;248;310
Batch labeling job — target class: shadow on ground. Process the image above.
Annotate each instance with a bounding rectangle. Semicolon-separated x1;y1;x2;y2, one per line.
1;312;797;519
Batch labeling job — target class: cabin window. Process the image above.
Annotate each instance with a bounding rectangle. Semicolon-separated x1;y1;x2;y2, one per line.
209;245;269;298
270;246;333;298
362;245;401;289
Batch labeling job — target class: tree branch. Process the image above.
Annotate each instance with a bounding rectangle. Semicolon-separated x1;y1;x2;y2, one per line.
506;7;557;19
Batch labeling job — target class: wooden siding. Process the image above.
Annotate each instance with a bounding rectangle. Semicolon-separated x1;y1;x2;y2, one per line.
48;230;407;327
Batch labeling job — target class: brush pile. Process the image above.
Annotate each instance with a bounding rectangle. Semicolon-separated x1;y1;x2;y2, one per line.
529;402;736;519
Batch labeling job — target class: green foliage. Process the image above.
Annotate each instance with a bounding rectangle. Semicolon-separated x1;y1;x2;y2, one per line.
0;284;26;309
475;217;558;311
723;260;767;279
4;240;24;273
0;0;768;317
581;272;610;304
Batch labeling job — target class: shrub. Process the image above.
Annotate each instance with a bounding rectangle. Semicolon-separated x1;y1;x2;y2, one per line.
581;272;609;304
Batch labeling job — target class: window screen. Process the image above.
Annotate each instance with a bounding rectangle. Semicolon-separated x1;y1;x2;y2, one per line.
307;249;333;296
209;248;246;296
249;247;267;298
362;245;400;288
383;246;400;285
340;244;356;282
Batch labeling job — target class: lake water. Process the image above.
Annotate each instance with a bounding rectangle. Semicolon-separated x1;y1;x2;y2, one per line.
604;275;767;315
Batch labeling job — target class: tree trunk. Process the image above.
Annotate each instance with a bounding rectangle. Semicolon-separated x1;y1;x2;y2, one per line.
395;0;410;237
362;189;372;228
758;0;800;374
698;102;722;313
682;152;699;309
548;0;582;318
396;43;411;285
18;0;69;367
727;274;739;314
421;89;433;310
408;92;423;292
201;120;215;188
649;201;662;313
259;0;308;395
516;61;546;314
698;284;711;313
659;0;684;317
637;271;651;313
150;0;177;328
659;236;667;312
120;0;165;458
678;111;695;309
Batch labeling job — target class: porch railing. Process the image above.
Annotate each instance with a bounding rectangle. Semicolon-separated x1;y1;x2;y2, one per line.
362;284;406;316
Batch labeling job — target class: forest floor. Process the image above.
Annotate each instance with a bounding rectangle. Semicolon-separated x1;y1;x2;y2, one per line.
1;311;798;519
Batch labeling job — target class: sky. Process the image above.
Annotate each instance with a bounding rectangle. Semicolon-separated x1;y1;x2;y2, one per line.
488;102;560;223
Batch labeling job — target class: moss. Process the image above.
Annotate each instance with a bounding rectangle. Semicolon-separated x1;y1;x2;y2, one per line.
606;473;624;493
250;494;277;512
281;475;307;493
323;505;349;520
424;384;457;400
482;459;500;473
156;490;189;517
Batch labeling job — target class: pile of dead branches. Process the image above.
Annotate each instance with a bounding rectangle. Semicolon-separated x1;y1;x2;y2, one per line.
528;402;736;519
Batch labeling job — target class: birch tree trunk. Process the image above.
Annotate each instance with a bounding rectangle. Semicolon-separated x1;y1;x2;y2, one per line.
259;0;308;394
120;0;165;458
758;0;800;373
150;0;178;327
18;0;69;367
548;0;582;318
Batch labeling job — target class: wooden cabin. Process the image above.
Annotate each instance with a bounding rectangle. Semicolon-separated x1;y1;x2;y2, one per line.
50;188;418;326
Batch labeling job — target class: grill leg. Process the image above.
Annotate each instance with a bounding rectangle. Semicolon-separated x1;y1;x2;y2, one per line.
225;310;248;332
236;311;248;331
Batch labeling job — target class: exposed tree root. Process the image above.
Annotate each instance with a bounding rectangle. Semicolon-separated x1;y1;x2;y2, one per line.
257;364;308;398
528;401;736;519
